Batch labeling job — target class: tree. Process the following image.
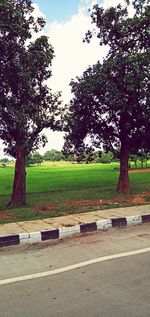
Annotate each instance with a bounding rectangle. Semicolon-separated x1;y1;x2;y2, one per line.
100;152;114;164
0;0;62;206
130;154;139;168
137;148;149;168
32;152;43;164
0;158;9;163
93;151;101;163
63;154;74;162
25;153;34;167
145;152;150;167
26;152;43;166
43;149;63;161
64;0;150;193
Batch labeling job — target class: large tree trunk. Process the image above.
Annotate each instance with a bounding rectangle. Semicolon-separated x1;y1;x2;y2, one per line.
117;139;130;194
9;146;26;207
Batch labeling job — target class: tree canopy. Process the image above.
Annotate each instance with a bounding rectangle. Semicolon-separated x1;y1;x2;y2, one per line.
43;149;63;162
64;0;150;193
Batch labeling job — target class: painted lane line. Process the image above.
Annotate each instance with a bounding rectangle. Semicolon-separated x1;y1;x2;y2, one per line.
0;247;150;286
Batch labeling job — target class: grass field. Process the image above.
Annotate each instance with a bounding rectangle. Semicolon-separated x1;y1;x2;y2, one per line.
0;161;150;224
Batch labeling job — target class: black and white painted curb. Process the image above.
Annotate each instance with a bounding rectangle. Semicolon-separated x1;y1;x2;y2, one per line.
0;213;150;247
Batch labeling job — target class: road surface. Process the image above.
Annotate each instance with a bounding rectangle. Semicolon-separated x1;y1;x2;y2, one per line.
0;224;150;316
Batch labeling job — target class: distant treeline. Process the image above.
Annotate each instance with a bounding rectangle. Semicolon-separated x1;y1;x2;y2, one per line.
1;149;149;168
25;149;150;167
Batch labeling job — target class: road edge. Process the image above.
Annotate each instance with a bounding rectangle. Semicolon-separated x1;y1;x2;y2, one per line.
0;213;150;247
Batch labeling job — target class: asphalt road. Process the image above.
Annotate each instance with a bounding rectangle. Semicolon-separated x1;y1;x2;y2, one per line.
0;224;150;317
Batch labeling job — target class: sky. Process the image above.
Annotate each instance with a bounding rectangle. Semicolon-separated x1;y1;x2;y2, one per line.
33;0;82;22
0;0;129;157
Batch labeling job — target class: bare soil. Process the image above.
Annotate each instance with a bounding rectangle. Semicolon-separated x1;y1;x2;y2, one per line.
129;168;150;173
65;192;150;209
31;192;150;214
0;211;14;221
32;204;56;212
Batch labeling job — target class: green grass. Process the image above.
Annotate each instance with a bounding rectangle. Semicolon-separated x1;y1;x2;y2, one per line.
0;161;150;224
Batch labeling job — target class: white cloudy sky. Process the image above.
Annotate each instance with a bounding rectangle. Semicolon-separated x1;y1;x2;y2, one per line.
0;0;133;157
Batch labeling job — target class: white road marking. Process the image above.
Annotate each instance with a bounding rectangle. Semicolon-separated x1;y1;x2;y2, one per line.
0;247;150;286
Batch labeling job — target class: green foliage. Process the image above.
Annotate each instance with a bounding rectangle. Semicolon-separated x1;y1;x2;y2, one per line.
85;1;150;54
130;154;139;168
0;0;45;43
0;0;62;158
130;150;150;168
0;158;9;163
64;0;150;163
25;153;34;166
1;162;6;168
43;149;63;161
32;152;43;164
138;149;150;168
64;52;149;157
0;157;10;168
93;151;114;164
93;152;101;163
64;154;74;162
100;152;114;164
26;152;43;166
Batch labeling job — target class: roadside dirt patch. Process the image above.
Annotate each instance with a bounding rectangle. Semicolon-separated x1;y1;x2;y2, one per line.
66;200;103;207
131;196;145;204
32;204;57;212
0;211;14;221
129;168;150;173
131;192;150;204
31;192;150;214
1;193;148;223
64;192;150;211
106;192;150;206
105;193;149;205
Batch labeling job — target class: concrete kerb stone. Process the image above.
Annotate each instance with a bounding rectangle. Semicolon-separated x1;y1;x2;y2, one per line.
59;225;80;238
142;214;150;223
19;232;42;245
112;217;127;228
96;219;112;230
0;234;20;247
41;229;59;241
126;215;142;226
0;206;150;248
19;233;30;245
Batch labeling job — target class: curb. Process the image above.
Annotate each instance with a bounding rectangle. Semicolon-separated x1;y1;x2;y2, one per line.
0;213;150;248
